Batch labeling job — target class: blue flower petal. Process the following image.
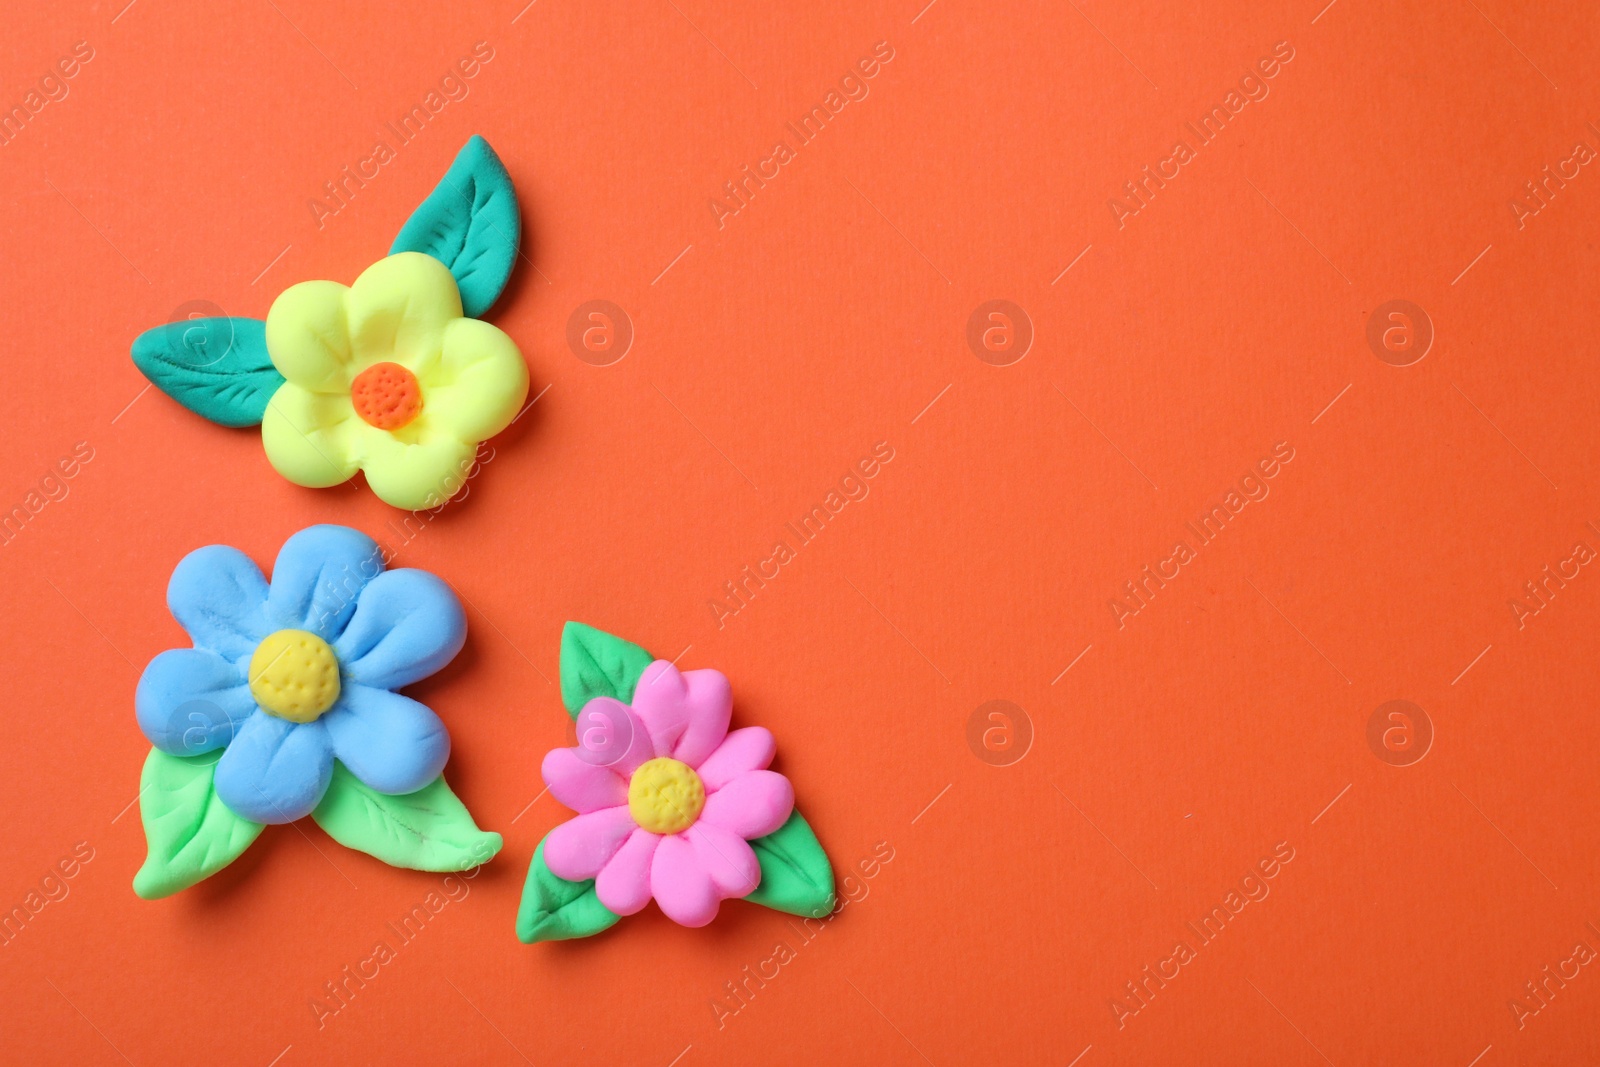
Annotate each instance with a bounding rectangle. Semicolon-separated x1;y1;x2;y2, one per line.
213;711;333;824
264;525;384;641
323;684;449;795
168;545;271;662
135;648;256;756
334;569;466;690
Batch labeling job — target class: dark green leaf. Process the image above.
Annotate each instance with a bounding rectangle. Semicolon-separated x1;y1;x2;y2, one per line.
131;316;282;427
516;836;620;943
559;621;653;719
745;809;835;918
390;135;520;318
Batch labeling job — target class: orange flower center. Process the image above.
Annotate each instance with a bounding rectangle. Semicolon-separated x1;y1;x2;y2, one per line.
350;361;422;430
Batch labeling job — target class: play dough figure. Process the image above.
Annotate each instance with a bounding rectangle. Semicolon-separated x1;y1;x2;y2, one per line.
131;524;500;898
130;137;528;510
542;660;794;926
261;252;527;509
517;624;835;942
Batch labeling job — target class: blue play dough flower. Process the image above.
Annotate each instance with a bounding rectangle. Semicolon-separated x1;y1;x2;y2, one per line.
135;525;467;824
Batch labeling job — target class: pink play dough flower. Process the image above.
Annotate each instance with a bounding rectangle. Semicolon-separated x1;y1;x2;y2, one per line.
540;660;794;927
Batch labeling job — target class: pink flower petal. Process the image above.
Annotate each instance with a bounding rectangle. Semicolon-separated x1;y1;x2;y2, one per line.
696;727;776;792
700;770;794;840
650;832;721;927
631;661;731;768
541;748;627;814
574;696;656;775
543;806;635;882
595;829;659;916
689;822;760;897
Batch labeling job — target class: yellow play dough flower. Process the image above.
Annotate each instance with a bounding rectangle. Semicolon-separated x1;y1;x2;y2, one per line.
261;252;529;510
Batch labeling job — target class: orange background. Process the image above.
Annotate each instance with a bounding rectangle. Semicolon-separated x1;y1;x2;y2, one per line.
4;0;1600;1064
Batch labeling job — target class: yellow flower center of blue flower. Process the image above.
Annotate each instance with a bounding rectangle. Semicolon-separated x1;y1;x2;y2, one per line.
628;757;705;834
248;629;341;723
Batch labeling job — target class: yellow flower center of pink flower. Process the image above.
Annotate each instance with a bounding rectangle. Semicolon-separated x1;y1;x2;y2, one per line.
627;757;704;834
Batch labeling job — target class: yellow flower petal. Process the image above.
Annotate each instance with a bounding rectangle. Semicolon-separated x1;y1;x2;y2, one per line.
346;253;462;377
265;280;354;393
359;431;478;511
261;382;359;488
420;317;530;442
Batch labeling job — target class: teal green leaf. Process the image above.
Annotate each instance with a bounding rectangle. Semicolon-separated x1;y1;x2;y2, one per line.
133;748;264;900
311;763;502;871
516;836;621;944
391;135;520;318
559;621;653;719
745;810;835;918
130;316;282;427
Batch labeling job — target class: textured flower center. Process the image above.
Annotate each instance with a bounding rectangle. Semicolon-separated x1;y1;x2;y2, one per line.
351;361;423;430
628;757;705;835
248;629;341;723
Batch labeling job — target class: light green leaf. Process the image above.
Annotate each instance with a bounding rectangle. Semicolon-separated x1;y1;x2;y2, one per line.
133;748;264;900
516;836;620;943
311;763;502;871
559;621;653;719
745;810;835;918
